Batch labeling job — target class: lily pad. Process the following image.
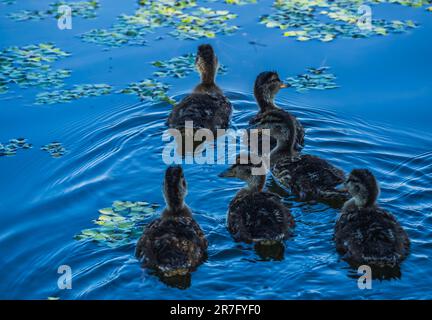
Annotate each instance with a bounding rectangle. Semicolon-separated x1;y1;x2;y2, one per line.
285;66;339;93
41;142;67;158
0;138;32;157
119;79;175;105
261;0;422;42
74;200;160;248
9;1;100;21
35;84;112;104
0;43;70;94
151;53;227;78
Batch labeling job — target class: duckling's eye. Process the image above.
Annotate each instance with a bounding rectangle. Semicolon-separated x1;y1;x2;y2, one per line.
354;185;360;192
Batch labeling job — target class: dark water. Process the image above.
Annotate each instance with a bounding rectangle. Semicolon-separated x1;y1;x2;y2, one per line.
0;0;431;299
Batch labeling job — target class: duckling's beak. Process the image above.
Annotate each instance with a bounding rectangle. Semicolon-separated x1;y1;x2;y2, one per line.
218;167;235;178
279;82;290;89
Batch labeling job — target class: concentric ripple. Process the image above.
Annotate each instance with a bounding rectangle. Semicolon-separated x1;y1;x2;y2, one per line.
1;92;431;299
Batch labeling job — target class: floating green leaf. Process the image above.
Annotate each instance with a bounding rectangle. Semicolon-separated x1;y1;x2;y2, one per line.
8;1;100;21
0;43;70;94
81;1;238;47
0;138;32;157
119;79;175;105
261;0;422;42
285;66;339;92
206;0;257;5
75;200;160;247
170;7;238;40
35;84;112;104
151;53;227;78
41;142;67;158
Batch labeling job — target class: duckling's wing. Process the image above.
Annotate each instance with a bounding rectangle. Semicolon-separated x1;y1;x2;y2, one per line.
335;207;410;267
228;192;294;243
136;217;208;273
135;218;161;261
249;110;305;151
167;93;231;132
294;117;305;151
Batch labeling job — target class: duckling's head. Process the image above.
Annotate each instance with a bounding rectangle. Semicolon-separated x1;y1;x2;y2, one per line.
254;71;288;109
346;169;380;208
218;154;266;191
163;165;187;211
196;44;218;84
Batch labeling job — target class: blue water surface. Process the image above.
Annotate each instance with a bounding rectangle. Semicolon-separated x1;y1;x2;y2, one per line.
0;0;431;299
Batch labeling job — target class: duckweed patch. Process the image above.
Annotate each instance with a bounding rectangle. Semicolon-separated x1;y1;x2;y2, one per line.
170;7;238;40
206;0;257;5
119;79;175;105
81;0;238;47
151;53;227;78
286;67;338;92
41;142;67;158
74;201;160;248
261;0;423;42
0;43;70;94
8;1;100;21
0;138;32;157
35;84;112;105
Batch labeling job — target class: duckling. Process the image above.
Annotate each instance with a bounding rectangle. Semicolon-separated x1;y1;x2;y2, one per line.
334;169;410;268
252;110;347;202
249;71;305;152
135;165;208;277
218;155;294;244
167;44;232;134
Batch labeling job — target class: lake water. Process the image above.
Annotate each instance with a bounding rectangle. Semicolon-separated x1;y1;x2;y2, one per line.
0;0;431;299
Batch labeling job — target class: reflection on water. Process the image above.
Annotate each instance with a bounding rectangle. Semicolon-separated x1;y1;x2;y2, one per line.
155;271;192;291
254;242;285;261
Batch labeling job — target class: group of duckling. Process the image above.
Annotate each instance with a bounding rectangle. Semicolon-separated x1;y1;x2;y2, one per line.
136;44;410;280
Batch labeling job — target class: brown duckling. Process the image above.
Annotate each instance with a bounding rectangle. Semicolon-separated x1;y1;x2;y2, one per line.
219;155;294;245
167;44;232;134
135;165;208;277
249;71;305;151
252;110;347;202
334;169;410;268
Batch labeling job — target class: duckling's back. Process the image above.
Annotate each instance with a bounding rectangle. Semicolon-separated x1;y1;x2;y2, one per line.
136;215;208;276
228;191;294;244
273;155;346;200
167;91;232;133
334;206;410;267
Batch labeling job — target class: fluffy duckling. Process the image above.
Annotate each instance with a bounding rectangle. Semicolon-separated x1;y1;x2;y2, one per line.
252;110;346;202
135;165;208;277
167;44;232;134
334;169;410;268
249;71;305;151
219;155;294;244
